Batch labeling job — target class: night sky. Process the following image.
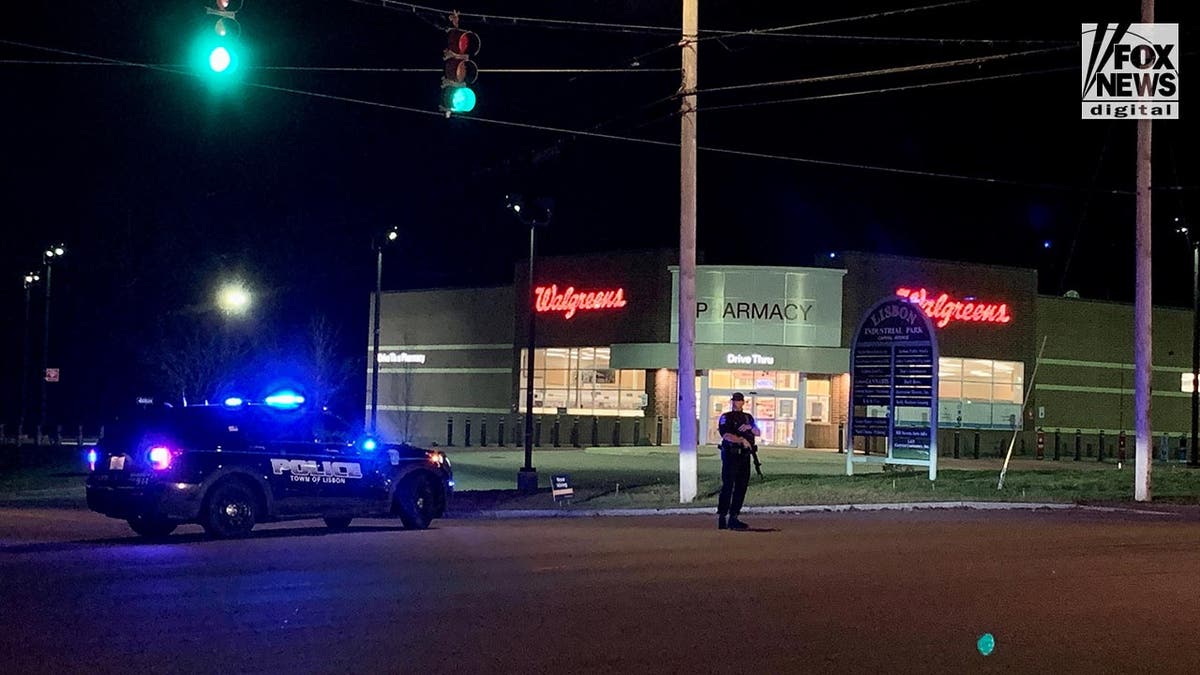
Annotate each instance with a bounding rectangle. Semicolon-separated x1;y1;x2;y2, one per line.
1;0;1195;424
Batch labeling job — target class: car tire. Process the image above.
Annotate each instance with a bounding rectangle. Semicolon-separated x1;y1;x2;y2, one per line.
202;480;258;538
127;515;177;539
397;473;440;530
323;516;353;531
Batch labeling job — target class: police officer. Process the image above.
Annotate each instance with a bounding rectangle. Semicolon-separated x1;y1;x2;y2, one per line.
717;392;760;530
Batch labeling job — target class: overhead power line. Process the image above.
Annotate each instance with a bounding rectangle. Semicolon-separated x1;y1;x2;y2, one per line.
348;0;993;40
693;45;1073;96
0;59;676;74
702;65;1075;112
4;38;1183;197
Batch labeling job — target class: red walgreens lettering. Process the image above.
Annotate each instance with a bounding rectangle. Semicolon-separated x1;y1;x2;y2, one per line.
895;287;1012;328
534;285;628;319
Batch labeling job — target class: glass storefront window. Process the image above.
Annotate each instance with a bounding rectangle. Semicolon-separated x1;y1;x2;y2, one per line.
938;357;1025;429
519;347;646;417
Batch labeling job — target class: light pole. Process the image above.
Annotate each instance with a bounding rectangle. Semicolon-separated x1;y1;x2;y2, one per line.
370;226;399;436
507;194;551;492
20;272;40;437
40;244;65;428
1176;218;1199;468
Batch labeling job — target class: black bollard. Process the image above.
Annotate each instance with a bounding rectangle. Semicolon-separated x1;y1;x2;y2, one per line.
954;430;961;459
446;418;453;447
655;416;664;446
612;419;621;446
535;418;542;447
1097;431;1105;462
633;418;642;446
1054;430;1061;461
464;419;472;447
973;431;980;459
498;418;506;447
553;417;561;448
1074;429;1081;461
837;422;845;454
572;417;581;447
591;416;599;446
480;419;487;447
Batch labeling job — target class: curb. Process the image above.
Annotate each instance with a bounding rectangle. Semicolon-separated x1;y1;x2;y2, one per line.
447;501;1178;520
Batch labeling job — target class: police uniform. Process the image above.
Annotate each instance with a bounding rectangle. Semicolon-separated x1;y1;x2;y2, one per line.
717;393;757;530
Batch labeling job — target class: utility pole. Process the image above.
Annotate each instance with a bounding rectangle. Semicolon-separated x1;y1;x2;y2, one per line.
678;0;699;503
40;258;53;427
1192;231;1199;467
20;273;39;437
1133;0;1154;501
370;227;398;437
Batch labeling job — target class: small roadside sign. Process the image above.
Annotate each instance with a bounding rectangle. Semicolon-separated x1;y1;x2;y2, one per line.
44;368;60;383
551;474;574;503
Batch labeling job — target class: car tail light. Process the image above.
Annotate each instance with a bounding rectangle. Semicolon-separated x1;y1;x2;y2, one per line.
426;451;445;467
148;446;173;470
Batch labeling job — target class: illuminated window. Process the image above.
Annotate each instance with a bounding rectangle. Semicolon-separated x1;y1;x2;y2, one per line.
937;357;1025;429
519;347;646;417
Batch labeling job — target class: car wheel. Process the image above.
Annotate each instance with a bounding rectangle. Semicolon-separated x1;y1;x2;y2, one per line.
202;480;258;538
127;515;177;539
397;473;440;530
323;516;353;531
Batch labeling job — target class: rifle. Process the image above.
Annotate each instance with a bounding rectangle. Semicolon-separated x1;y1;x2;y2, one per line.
750;444;763;479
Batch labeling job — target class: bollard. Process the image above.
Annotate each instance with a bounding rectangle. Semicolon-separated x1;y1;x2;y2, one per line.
633;418;642;445
591;416;599;446
36;425;44;447
612;419;621;447
1054;430;1061;461
655;416;664;446
572;417;581;447
535;418;542;447
973;431;980;459
1074;429;1081;461
498;418;506;447
953;430;961;459
446;417;454;446
464;419;472;447
1019;436;1026;456
480;419;488;447
553;417;561;448
837;422;845;454
1036;429;1045;460
1097;431;1105;462
1118;431;1127;463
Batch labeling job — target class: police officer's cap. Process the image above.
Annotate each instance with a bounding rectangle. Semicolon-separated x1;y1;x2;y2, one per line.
730;392;745;401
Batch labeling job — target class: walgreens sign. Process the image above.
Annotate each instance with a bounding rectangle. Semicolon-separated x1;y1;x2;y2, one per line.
534;285;628;319
895;287;1013;328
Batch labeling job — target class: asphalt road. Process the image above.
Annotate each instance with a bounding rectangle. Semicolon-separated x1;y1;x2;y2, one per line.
3;507;1200;674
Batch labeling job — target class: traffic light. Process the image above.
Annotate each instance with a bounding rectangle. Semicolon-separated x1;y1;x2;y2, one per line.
193;0;245;80
440;24;479;114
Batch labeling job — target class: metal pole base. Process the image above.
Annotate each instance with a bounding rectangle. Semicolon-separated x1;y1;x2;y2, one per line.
516;467;539;493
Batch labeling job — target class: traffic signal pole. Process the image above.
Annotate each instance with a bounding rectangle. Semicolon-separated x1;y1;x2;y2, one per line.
678;0;699;503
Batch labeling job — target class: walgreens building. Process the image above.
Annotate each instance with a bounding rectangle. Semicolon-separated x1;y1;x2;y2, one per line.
367;250;1195;458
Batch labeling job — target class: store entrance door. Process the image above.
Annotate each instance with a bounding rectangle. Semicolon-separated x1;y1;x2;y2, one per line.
706;390;798;447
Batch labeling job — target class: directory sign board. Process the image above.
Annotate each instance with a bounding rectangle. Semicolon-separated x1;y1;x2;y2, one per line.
846;297;939;480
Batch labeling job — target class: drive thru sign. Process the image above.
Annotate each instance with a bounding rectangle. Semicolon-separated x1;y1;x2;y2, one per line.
846;296;939;480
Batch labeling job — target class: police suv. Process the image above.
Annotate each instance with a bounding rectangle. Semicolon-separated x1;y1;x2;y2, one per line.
85;394;453;539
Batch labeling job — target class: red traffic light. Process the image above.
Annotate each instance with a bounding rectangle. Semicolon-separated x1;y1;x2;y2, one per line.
446;29;480;57
444;58;478;84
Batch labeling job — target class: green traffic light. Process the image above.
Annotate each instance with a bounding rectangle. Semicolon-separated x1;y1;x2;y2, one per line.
209;46;232;73
450;86;476;113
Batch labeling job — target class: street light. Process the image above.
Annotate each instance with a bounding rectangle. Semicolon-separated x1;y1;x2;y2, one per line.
20;272;40;437
1176;217;1199;468
216;282;252;316
370;225;400;436
506;194;552;493
40;245;65;427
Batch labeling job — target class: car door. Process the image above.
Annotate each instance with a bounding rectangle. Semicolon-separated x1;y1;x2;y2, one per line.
311;413;390;512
